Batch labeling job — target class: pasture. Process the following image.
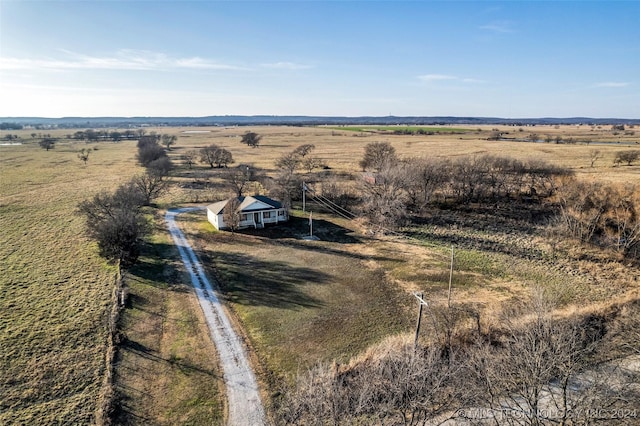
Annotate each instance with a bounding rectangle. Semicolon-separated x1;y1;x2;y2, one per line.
0;135;223;424
0;140;135;423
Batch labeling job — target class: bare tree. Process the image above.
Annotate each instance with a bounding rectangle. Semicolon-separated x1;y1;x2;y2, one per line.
39;138;56;151
292;144;315;158
222;197;242;233
275;152;301;174
589;149;601;167
77;182;147;268
359;141;397;171
463;289;633;426
302;156;324;173
360;164;408;229
77;148;91;165
557;181;640;255
137;141;167;167
241;131;262;148
225;164;255;197
268;168;302;210
614;150;640;166
557;181;609;243
182;149;198;169
200;144;220;168
160;134;177;150
199;144;234;168
131;171;170;206
277;335;464;425
398;157;448;211
147;156;173;176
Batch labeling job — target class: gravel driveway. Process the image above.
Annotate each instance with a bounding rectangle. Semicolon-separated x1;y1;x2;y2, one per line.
166;207;265;426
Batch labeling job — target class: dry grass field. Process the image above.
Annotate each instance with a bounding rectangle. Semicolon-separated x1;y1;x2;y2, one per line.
165;123;640;403
2;123;639;423
0;139;135;423
0;134;224;424
168;124;640;181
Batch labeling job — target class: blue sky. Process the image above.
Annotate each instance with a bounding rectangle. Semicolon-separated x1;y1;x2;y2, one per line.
0;1;638;118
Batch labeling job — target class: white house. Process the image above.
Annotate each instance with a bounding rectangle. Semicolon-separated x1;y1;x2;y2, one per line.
207;195;289;230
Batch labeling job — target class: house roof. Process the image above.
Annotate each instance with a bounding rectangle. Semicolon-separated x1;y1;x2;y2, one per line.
207;195;283;215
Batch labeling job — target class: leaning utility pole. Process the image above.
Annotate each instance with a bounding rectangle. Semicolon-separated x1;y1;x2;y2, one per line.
414;292;424;348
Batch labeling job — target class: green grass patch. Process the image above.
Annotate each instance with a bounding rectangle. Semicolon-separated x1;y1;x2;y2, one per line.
114;227;224;424
327;126;470;134
454;249;508;279
193;215;413;385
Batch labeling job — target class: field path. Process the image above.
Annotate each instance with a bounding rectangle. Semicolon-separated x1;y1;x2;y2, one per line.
165;207;265;426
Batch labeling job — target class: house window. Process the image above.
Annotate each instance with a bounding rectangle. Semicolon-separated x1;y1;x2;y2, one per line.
263;211;272;218
241;214;248;221
278;210;285;217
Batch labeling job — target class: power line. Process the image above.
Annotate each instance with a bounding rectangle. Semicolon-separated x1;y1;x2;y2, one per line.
303;183;450;261
305;186;357;219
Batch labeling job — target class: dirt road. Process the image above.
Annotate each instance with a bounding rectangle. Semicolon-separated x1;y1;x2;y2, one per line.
165;207;265;426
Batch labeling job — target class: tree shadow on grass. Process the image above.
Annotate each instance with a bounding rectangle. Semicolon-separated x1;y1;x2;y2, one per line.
214;230;396;265
126;241;190;292
238;216;362;244
203;249;329;310
119;336;221;377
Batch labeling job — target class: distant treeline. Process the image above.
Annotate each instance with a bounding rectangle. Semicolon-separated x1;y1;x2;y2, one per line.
2;115;640;130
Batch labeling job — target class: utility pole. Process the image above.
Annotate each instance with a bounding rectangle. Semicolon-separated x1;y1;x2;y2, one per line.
309;211;313;237
413;292;426;348
302;181;307;212
448;246;454;308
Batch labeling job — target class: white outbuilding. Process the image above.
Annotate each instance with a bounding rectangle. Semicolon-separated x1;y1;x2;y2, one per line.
207;195;289;230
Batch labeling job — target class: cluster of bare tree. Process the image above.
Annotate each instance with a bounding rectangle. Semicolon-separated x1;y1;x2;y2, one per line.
198;144;234;168
557;181;640;256
134;135;173;205
77;133;178;267
70;129;141;142
277;291;639;425
614;151;640;167
356;142;572;228
267;144;324;208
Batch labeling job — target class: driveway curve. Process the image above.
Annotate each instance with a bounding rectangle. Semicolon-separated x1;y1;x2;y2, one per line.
165;207;265;426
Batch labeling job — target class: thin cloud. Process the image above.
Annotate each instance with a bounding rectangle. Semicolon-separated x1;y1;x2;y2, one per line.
260;61;313;70
479;21;515;33
0;49;245;71
594;82;630;88
418;74;484;84
418;74;457;82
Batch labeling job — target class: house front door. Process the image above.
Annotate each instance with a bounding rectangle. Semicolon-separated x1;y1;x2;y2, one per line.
254;212;261;224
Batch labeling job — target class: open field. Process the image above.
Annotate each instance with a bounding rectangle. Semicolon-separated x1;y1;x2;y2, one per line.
325;125;471;134
0;138;223;424
180;210;412;385
159;124;640;186
2;123;639;422
0;141;136;423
